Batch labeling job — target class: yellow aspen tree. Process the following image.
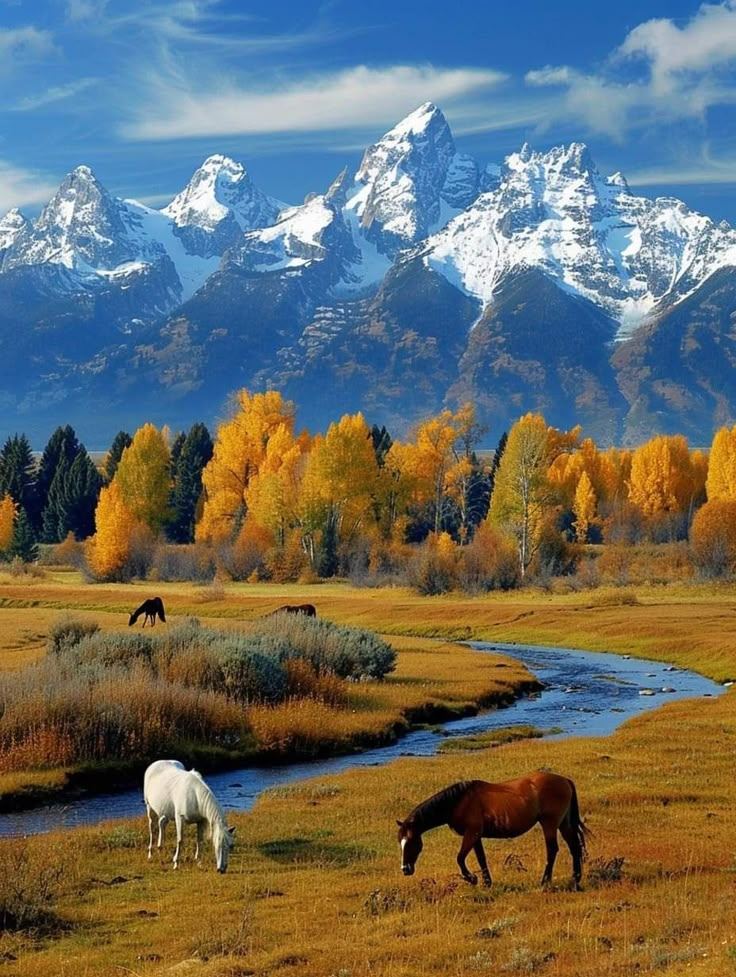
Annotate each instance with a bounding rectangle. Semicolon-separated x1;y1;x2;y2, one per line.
490;413;577;578
706;426;736;501
572;471;596;543
299;412;379;546
377;439;416;541
197;390;296;542
244;425;310;546
0;493;17;552
400;409;459;534
628;435;695;517
114;423;171;533
86;482;136;580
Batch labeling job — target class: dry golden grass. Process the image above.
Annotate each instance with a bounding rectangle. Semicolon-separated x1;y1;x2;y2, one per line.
0;575;735;975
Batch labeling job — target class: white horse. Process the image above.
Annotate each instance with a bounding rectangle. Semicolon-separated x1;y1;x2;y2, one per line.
143;759;235;873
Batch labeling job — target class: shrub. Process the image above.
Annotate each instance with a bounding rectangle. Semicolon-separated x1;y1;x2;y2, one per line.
219;637;288;704
47;615;100;655
458;524;520;593
151;543;217;582
70;631;154;669
0;839;68;932
690;499;736;577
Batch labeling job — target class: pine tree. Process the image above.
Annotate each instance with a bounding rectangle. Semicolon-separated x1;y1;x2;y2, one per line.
9;507;38;563
0;434;37;522
168;423;214;543
104;431;132;483
35;426;80;535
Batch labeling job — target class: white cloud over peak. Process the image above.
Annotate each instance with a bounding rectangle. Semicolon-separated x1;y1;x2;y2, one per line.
121;64;506;141
0;160;57;211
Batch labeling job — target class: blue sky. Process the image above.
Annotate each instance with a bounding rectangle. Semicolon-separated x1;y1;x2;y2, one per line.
3;0;736;221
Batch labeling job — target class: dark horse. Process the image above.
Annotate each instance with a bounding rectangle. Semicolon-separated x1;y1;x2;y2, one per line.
397;771;588;890
129;597;166;628
270;604;316;618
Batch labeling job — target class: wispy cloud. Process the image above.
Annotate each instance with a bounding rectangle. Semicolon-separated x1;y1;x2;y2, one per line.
0;26;55;67
0;160;57;211
13;77;98;111
525;1;736;139
121;64;506;141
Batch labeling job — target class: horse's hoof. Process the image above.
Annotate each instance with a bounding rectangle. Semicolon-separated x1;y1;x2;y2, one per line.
466;874;478;886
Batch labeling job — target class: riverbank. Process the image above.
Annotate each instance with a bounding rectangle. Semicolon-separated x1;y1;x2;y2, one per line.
0;618;539;812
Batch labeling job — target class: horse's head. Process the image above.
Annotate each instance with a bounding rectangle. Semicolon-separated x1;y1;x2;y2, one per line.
128;613;136;626
396;818;423;877
213;823;236;873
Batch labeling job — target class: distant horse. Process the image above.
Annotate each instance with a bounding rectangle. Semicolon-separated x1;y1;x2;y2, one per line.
129;597;166;628
397;771;588;890
270;603;316;618
143;759;235;873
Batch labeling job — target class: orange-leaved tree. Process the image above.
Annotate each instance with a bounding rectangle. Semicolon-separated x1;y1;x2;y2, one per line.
86;481;137;580
706;426;736;501
572;471;596;543
0;493;17;553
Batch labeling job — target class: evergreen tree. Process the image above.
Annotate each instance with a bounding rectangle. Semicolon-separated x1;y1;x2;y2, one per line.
105;431;132;483
34;426;80;534
9;507;38;563
316;510;339;578
0;435;37;528
370;424;393;467
42;449;102;542
168;423;214;543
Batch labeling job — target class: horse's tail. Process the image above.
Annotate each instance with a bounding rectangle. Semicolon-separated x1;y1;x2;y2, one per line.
566;780;590;861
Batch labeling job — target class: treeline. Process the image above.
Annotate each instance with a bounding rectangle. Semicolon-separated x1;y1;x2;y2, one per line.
3;391;736;587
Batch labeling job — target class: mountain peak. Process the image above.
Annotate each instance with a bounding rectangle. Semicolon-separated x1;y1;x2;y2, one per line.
162;154;281;250
390;101;444;136
0;207;28;252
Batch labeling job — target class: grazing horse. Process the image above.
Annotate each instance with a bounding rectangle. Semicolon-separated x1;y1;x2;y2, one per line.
143;759;235;873
129;597;166;628
270;603;316;618
397;771;588;890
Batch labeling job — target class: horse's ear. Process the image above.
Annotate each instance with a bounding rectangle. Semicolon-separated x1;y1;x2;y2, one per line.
396;819;404;828
228;826;236;835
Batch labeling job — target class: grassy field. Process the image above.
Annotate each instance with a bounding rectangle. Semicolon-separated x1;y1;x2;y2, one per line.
0;573;735;975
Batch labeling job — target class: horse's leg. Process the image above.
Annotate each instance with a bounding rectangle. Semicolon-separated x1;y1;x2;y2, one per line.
473;839;492;887
173;817;185;869
559;822;583;890
457;830;481;885
540;821;559;889
157;814;168;850
146;804;155;860
195;821;204;861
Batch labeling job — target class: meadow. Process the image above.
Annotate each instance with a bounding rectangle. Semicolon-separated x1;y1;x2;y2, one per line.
0;571;734;976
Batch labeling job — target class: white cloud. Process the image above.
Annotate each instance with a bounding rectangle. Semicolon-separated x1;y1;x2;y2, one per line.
0;26;55;64
0;161;57;211
524;2;736;139
14;78;98;111
121;64;506;141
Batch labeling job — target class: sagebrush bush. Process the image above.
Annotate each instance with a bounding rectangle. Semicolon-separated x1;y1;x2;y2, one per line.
47;615;100;655
458;524;520;593
0;839;69;932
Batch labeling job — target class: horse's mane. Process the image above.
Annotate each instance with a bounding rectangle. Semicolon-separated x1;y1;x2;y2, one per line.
410;781;472;832
189;772;227;832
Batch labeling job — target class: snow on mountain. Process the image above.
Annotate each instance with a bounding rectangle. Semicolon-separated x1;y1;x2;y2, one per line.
0;208;28;256
423;141;736;339
162;155;283;258
346;102;479;256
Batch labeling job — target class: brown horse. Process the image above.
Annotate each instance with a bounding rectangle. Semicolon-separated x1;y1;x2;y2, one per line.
397;771;588;889
129;597;166;628
270;604;316;618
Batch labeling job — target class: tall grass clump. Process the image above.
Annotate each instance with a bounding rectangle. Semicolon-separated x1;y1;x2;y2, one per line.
0;614;395;772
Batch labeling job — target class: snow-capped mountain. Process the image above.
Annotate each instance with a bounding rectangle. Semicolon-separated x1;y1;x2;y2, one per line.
346;102;480;256
163;155;283;258
2;102;736;445
422;141;736;340
0;208;28;255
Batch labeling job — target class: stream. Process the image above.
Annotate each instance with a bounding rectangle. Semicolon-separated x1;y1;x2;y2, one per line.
0;641;723;837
